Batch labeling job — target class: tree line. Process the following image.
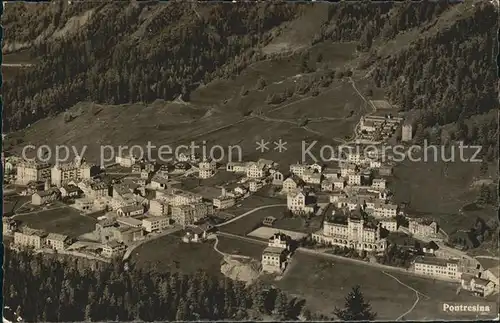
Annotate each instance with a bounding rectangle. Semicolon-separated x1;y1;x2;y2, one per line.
4;248;378;322
2;1;300;131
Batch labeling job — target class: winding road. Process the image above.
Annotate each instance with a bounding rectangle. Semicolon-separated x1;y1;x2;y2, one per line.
216;204;286;228
122;225;182;261
382;271;431;320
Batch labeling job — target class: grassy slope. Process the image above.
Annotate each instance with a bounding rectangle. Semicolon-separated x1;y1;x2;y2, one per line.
275;252;496;320
14;207;96;237
7;39;362;165
7;2;494;219
5;3;498;312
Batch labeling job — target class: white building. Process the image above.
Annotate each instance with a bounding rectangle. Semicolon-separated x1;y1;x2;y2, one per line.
312;213;387;252
402;124;413;142
380;218;398;232
78;180;108;198
14;228;47;249
373;202;399;218
226;162;248;173
249;180;263;192
461;274;497;297
171;203;212;226
45;233;69;251
321;179;335;192
408;219;439;237
272;171;285;186
323;168;340;179
348;174;362;186
287;190;315;214
102;240;127;258
370;159;382;168
157;189;203;207
329;192;346;203
16;159;51;185
51;158;93;187
115;155;137;168
198;160;217;179
262;247;288;273
290;163;308;177
261;233;292;274
150;174;169;190
347;151;364;165
31;188;60;206
149;198;169;216
340;163;358;178
142;216;170;232
371;178;386;190
413;256;460;281
360;116;376;132
268;232;291;250
302;169;321;185
282;177;302;194
246;162;266;178
213;195;235;209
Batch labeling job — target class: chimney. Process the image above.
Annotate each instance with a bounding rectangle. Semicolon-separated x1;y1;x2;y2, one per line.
221;187;226;197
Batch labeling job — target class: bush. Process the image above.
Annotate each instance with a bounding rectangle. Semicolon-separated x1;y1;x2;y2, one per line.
256;77;267;90
90;105;102;116
63;112;74;123
266;93;286;105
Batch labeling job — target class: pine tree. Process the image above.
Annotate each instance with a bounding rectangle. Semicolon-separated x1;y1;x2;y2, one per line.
175;298;187;321
273;291;290;320
333;285;376;321
84;304;92;322
479;160;489;176
477;185;491;206
252;286;266;313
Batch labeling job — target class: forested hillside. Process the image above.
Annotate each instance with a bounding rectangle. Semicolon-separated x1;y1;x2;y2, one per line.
4;249;328;322
2;1;300;131
2;0;498;159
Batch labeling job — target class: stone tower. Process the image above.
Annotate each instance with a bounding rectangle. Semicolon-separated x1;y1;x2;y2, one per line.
402;124;413;142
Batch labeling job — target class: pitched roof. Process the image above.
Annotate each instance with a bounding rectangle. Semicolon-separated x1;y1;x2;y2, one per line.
415;256;459;267
486;266;500;279
46;233;68;242
105;240;124;248
263;246;286;255
118;205;143;214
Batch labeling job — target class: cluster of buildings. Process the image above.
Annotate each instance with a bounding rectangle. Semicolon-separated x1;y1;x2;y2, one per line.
411;256;498;297
12;227;72;252
261;232;294;274
358;114;405;142
312;209;387;252
5;145;498;298
14;157;99;187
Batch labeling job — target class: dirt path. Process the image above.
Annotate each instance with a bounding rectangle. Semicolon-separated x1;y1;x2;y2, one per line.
382;271;431;320
217;204;286;227
123;226;182;261
213;234;228;258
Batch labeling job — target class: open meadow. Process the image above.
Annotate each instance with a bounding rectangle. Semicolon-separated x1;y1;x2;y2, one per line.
389;148;497;234
274;252;495;320
130;232;224;276
13;206;96;237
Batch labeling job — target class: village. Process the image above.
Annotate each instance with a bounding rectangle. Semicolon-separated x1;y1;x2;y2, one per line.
2;114;498;301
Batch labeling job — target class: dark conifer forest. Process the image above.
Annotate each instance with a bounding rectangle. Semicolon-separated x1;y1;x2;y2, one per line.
1;1;498;321
2;1;498;161
4;249;330;322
